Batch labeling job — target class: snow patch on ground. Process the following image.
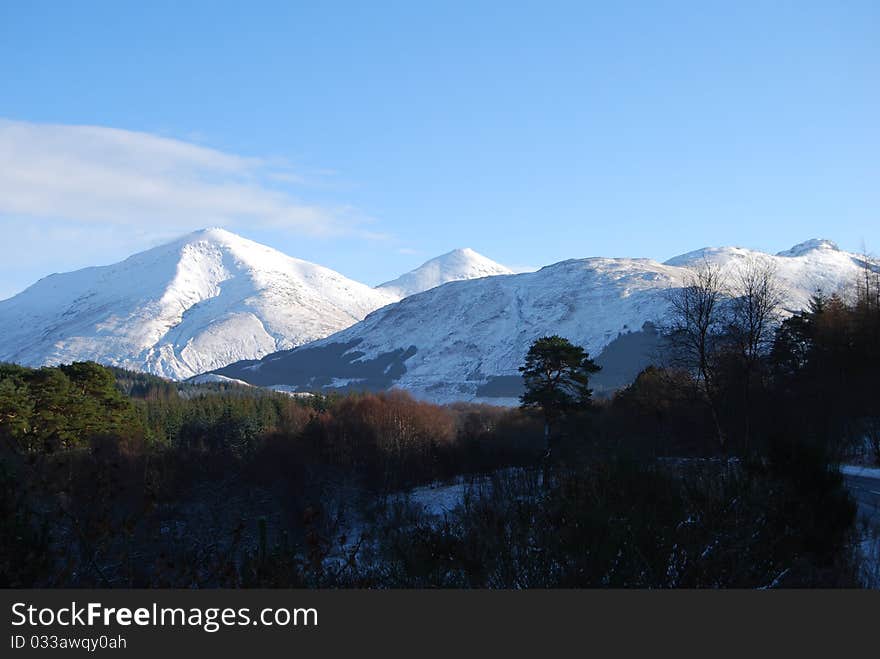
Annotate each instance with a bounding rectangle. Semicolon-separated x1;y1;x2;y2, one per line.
188;373;252;387
406;480;476;516
842;465;880;479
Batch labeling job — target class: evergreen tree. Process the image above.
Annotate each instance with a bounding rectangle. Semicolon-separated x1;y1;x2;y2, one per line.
519;335;600;449
28;367;75;451
0;377;33;448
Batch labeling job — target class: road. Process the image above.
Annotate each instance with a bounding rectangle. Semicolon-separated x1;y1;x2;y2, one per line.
844;473;880;525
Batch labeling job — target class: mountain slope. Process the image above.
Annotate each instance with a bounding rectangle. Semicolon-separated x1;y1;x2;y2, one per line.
0;228;397;379
215;240;876;403
377;248;513;297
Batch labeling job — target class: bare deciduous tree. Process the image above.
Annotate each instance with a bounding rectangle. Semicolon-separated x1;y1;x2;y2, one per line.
855;244;880;312
665;258;727;446
728;257;786;368
727;257;785;450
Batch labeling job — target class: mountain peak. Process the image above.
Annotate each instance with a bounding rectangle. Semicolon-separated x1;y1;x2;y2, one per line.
445;247;477;257
776;239;840;257
665;239;845;266
189;226;235;238
378;248;513;298
175;226;248;247
0;230;395;379
663;245;752;267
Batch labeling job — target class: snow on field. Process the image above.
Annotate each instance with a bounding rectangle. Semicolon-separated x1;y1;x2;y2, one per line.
188;373;253;387
406;479;477;516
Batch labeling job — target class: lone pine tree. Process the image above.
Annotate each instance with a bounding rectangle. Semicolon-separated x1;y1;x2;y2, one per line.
519;335;600;451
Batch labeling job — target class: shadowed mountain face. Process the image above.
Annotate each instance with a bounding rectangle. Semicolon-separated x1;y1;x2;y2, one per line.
473;323;665;400
212;256;688;403
215;339;418;392
214;320;667;404
211;240;876;404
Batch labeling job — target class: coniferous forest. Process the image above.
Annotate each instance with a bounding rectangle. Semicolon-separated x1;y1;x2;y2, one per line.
2;275;879;588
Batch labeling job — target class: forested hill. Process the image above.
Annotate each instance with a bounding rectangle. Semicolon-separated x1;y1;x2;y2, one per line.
0;361;310;454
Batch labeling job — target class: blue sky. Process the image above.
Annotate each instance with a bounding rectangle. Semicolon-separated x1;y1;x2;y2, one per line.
0;0;878;299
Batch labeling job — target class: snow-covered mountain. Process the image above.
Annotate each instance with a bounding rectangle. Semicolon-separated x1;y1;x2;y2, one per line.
664;238;857;311
0;228;398;379
377;248;513;297
214;240;876;404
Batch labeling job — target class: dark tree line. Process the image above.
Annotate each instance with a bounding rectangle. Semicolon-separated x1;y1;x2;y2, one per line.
0;362;547;586
658;255;880;461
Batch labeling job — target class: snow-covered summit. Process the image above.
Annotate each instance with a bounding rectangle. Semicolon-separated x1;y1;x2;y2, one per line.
663;245;759;267
776;239;840;257
0;228;397;379
666;238;843;266
377;248;513;297
664;239;869;311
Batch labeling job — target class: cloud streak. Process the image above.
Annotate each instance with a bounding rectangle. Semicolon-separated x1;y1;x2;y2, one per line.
0;118;376;237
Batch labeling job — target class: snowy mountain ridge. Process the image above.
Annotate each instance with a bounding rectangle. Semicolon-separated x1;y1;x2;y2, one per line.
215;239;877;403
1;230;874;397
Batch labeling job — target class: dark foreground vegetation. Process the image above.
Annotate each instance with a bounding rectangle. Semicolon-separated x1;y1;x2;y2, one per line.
1;264;878;587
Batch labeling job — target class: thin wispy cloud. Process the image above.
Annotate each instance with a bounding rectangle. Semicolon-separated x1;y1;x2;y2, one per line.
0;118;377;237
